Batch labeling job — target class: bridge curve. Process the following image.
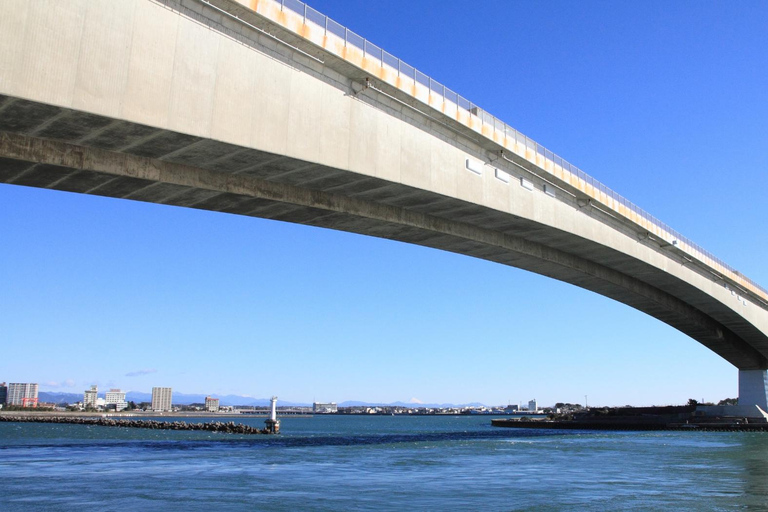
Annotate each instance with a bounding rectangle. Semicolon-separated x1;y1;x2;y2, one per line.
1;0;767;404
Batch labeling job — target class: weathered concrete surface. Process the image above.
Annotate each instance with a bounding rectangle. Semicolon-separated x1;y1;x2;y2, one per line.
739;370;768;410
0;0;767;383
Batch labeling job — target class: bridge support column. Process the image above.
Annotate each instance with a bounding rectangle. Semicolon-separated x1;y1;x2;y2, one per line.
738;370;768;409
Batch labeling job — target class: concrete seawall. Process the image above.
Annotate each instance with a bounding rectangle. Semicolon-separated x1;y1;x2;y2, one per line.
491;418;768;432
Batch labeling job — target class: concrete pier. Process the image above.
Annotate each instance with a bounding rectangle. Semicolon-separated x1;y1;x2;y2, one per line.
739;370;768;410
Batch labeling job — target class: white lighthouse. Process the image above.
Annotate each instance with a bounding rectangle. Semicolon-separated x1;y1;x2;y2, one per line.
264;396;280;434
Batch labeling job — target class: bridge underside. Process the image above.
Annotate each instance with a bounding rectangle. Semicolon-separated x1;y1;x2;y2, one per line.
1;93;768;376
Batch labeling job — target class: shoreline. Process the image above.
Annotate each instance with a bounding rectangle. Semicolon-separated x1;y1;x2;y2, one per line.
491;418;768;432
0;410;520;418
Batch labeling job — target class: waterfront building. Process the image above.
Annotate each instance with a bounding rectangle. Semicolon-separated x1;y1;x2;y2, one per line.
83;385;98;409
205;396;220;413
528;399;538;412
151;387;173;412
313;402;338;414
105;389;127;411
7;383;39;407
0;383;7;405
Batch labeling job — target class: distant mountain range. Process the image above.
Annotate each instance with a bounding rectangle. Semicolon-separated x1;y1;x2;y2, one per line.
37;391;491;409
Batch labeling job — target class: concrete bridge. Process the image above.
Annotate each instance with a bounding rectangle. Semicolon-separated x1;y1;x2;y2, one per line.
2;0;767;407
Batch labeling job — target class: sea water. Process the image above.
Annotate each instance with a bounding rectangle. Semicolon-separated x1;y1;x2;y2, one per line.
2;414;768;510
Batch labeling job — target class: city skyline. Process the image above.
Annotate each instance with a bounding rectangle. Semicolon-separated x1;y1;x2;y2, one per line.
1;379;549;409
4;381;567;409
2;1;767;406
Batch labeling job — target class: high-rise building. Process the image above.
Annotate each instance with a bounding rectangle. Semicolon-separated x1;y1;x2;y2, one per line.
151;387;173;412
105;389;127;411
7;383;39;408
528;399;538;412
205;396;220;413
0;383;7;405
84;385;98;409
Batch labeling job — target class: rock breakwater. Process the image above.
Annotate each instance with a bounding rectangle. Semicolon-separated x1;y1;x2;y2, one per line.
0;415;276;434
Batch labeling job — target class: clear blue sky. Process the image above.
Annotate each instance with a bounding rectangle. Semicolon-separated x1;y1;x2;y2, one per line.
1;0;767;407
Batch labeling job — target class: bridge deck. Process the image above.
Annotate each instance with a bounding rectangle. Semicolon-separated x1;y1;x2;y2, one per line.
1;0;767;373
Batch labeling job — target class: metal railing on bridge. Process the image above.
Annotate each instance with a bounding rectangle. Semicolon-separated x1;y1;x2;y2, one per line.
274;0;766;300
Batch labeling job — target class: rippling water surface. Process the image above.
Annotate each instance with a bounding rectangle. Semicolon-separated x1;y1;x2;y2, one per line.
2;415;768;510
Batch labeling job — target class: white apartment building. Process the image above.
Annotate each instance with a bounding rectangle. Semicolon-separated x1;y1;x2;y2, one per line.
313;402;338;414
7;383;39;407
151;387;173;412
205;396;220;413
105;389;127;411
83;385;98;409
528;399;538;412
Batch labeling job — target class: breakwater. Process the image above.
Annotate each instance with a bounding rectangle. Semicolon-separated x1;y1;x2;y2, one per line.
0;415;276;434
492;404;768;432
491;418;768;432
